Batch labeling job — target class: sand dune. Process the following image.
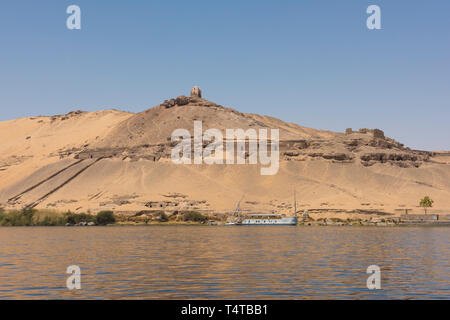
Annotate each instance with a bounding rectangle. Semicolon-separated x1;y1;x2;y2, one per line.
1;90;449;219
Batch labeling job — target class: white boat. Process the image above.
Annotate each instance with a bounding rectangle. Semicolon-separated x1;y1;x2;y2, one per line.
226;191;298;226
239;213;298;225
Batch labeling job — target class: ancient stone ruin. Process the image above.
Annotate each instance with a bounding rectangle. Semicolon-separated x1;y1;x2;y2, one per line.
160;87;222;109
190;86;202;98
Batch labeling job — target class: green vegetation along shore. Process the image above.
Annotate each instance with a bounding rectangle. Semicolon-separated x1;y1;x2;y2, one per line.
0;208;212;227
0;208;116;226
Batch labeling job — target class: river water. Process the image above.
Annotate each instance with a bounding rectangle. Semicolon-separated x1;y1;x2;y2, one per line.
0;226;449;299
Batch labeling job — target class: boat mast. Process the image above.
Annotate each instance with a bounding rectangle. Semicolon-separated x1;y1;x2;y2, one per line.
294;189;297;217
233;194;245;221
238;201;241;221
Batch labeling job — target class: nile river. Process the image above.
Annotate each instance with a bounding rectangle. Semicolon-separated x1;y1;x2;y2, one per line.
0;226;449;299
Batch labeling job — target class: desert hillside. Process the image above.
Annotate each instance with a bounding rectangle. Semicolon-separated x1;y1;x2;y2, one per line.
1;88;449;220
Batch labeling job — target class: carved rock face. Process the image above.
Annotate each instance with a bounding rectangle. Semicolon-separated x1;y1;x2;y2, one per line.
190;86;202;98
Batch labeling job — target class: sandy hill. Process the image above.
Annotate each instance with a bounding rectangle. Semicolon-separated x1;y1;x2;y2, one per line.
1;88;449;220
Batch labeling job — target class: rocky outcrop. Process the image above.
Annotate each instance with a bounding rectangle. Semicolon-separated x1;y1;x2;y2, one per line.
50;110;85;122
159;87;221;109
175;95;189;106
293;140;309;149
160;96;190;108
145;199;208;210
160;96;220;109
360;152;422;162
360;152;429;167
161;99;175;108
308;152;354;161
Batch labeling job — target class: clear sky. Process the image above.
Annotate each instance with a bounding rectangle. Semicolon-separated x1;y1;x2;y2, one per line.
0;0;449;150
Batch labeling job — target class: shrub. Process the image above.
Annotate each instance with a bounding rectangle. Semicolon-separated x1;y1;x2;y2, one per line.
183;211;207;223
0;211;19;226
33;210;67;226
158;211;168;222
96;211;115;225
21;208;35;225
0;209;100;226
65;211;95;225
0;208;35;226
37;215;66;226
65;212;77;225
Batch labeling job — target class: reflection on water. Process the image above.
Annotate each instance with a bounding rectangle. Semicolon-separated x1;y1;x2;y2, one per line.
0;226;449;299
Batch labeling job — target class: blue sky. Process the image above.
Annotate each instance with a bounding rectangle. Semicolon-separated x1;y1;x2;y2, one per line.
0;0;449;150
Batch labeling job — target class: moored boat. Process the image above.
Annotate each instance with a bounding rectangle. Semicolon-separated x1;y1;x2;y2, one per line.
226;191;298;226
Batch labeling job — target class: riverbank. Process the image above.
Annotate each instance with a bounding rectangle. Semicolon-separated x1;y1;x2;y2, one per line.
1;208;449;227
0;208;212;227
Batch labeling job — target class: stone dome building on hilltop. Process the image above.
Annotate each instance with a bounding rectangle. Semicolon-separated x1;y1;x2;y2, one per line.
190;86;202;98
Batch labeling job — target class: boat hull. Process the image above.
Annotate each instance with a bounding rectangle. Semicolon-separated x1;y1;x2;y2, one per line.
226;217;298;226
